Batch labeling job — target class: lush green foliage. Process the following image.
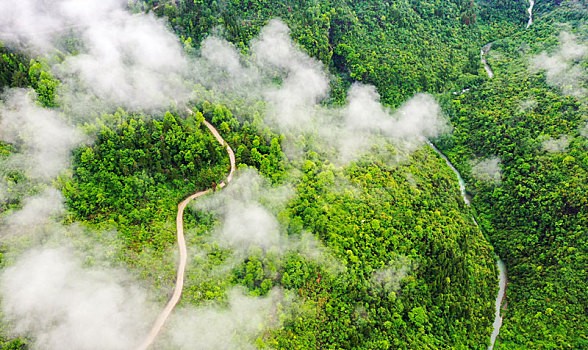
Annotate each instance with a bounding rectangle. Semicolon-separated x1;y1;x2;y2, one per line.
0;48;58;107
262;149;496;348
158;0;496;106
62;109;229;251
2;0;586;348
198;101;287;182
438;4;588;348
0;45;30;91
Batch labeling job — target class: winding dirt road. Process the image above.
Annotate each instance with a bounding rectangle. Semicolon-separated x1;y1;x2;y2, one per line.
137;117;236;350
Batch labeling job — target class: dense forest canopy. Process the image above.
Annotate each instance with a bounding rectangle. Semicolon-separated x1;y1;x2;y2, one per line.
0;0;586;349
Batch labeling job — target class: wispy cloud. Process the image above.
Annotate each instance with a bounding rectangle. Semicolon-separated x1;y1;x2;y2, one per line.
0;89;84;181
1;247;154;350
470;157;502;184
0;0;190;113
541;135;570;153
167;287;287;350
531;31;588;99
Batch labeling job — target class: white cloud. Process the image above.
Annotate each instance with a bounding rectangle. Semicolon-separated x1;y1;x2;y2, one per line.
470;157;502;184
541;135;569;153
0;0;190;112
167;287;285;350
0;90;84;181
531;32;588;98
1;247;153;350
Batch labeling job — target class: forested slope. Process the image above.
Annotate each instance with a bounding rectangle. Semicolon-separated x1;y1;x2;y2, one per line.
438;3;588;348
268;149;495;348
145;0;588;347
0;0;586;349
152;0;492;105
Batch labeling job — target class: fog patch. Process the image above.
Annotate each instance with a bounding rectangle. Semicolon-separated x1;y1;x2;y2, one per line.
0;90;84;181
167;287;286;350
191;20;448;164
470;157;502;184
1;188;63;238
519;98;537;113
192;169;343;271
0;247;153;350
541;135;570;153
580;122;588;138
251;19;330;131
0;0;190;113
0;182;6;204
335;85;447;163
531;32;588;98
193;169;291;254
372;255;413;292
220;201;281;251
1;8;447;347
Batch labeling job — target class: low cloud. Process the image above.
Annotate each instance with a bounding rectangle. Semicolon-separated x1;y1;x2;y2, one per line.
1;188;64;238
221;200;281;251
252;19;330;131
541;135;570;153
1;247;153;350
470;157;502;184
1;5;448;348
335;85;447;163
371;255;413;292
192;168;344;274
0;89;84;181
518;98;537;113
531;31;588;99
580;122;588;138
192;20;448;164
0;182;6;204
194;169;291;254
167;287;286;350
0;0;190;113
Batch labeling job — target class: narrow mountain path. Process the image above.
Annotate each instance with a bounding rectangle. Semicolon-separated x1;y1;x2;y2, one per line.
137;117;236;350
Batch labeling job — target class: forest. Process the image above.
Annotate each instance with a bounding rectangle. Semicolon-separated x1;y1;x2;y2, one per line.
0;0;586;349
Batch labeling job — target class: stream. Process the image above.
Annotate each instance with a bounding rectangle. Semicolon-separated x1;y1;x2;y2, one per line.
526;0;535;29
427;142;507;349
481;43;494;79
489;260;507;350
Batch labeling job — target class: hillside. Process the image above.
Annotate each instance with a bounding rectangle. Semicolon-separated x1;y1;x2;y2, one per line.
0;0;586;349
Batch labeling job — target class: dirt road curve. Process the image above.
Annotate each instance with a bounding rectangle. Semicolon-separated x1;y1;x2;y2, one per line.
137;117;236;350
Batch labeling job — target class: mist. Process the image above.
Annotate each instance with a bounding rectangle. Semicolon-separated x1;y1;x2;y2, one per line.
1;2;446;348
531;31;588;99
1;247;153;350
252;20;330;131
581;122;588;138
518;98;537;113
255;21;448;164
166;287;286;350
371;255;414;292
335;85;447;163
0;1;193;347
541;135;570;153
0;89;84;181
0;0;190;113
193;168;341;268
470;157;502;184
193;19;448;164
1;188;63;238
